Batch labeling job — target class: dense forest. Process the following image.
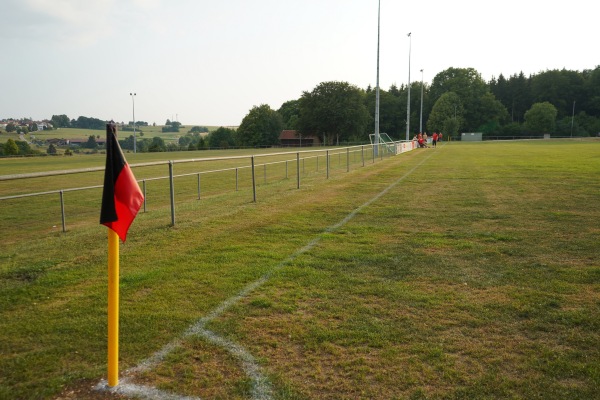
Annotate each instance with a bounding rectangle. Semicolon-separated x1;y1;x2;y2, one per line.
278;66;600;144
196;65;600;149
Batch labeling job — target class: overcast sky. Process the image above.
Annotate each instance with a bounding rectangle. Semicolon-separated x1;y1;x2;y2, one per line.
1;0;597;127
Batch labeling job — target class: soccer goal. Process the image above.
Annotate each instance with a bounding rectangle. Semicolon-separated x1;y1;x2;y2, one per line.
369;132;397;154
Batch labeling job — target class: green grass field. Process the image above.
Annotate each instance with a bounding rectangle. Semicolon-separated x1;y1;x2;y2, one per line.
0;125;223;149
1;140;599;399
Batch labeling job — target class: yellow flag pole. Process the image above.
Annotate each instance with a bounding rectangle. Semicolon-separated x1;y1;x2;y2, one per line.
107;228;119;387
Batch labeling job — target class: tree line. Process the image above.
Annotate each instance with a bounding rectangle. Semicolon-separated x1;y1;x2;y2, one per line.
3;66;597;156
50;115;150;130
200;66;600;148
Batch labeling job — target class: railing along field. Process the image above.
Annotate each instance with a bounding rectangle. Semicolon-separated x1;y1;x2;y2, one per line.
0;144;395;241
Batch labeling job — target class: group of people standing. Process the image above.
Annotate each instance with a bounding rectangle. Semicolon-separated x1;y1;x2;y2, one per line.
413;132;442;148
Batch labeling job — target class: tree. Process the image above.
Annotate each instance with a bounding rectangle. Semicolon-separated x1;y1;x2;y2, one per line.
178;135;192;147
84;135;98;149
364;88;403;138
585;66;600;118
207;127;236;148
189;126;209;133
429;67;507;132
74;116;105;130
524;102;557;134
298;81;369;144
119;135;136;150
15;140;33;155
197;136;208;150
148;137;166;152
237;104;283;147
162;121;181;133
51;114;70;128
490;71;532;123
427;92;463;137
530;69;585;118
47;143;57;154
474;91;510;133
277;100;300;130
4;138;19;155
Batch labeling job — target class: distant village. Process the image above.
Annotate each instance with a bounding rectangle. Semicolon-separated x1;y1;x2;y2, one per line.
0;118;54;133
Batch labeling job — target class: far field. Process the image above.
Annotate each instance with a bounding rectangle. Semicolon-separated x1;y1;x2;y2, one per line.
0;125;225;147
0;140;598;399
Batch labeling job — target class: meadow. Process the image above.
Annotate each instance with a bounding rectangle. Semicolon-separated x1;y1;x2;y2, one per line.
0;125;221;152
0;140;598;399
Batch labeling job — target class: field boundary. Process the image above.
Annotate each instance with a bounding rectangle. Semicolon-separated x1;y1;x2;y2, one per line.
0;143;404;235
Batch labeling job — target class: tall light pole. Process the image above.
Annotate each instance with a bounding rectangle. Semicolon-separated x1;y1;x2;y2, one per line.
406;32;411;141
419;68;424;133
374;0;381;156
570;100;576;138
130;92;136;153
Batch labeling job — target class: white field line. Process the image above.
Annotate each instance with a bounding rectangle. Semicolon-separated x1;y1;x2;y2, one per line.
94;149;437;400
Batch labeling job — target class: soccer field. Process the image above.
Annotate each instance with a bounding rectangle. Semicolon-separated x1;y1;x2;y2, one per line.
1;140;599;399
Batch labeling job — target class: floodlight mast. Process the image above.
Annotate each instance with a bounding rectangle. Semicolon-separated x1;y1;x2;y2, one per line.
420;69;424;133
374;0;381;157
406;32;411;141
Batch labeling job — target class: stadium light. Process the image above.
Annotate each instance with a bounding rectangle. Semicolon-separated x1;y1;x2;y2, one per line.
420;69;424;133
374;0;381;156
406;33;411;141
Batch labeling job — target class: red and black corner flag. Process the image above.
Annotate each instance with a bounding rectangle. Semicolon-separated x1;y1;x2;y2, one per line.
100;122;144;242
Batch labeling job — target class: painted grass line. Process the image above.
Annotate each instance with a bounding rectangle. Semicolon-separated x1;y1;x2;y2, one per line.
94;149;438;400
95;379;201;400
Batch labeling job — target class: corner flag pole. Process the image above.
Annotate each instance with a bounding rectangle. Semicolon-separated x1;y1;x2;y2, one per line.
107;228;120;386
100;122;144;387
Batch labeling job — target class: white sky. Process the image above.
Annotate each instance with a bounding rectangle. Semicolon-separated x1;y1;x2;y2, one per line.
1;0;597;127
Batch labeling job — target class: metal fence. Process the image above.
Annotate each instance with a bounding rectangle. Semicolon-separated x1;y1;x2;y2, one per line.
0;144;395;237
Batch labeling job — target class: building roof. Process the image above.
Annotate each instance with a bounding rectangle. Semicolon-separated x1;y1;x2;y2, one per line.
279;130;298;140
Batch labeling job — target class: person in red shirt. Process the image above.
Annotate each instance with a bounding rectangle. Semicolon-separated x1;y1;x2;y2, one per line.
438;132;443;142
432;132;438;147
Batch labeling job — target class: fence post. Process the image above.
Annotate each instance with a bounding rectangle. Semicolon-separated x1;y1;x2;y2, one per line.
372;144;375;164
362;145;365;167
197;173;201;200
346;147;350;172
296;152;300;189
169;161;175;226
235;168;239;191
285;160;288;179
316;155;319;171
251;156;256;202
142;180;146;213
59;190;66;233
264;163;267;184
326;150;330;179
